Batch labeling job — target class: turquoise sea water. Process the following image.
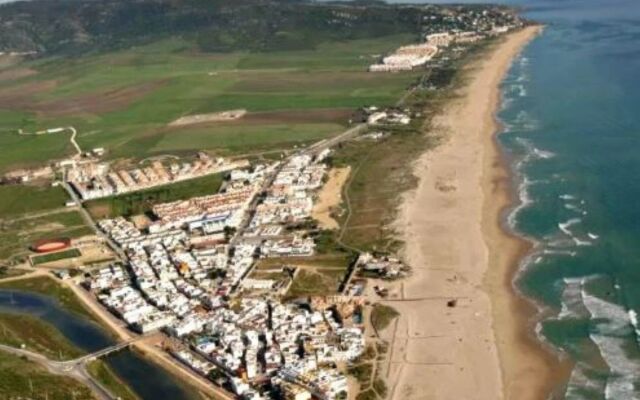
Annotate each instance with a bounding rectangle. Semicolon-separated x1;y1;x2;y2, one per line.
496;0;640;398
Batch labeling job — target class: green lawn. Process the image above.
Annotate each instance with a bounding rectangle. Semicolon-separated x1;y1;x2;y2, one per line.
0;313;85;360
0;33;420;172
0;352;94;400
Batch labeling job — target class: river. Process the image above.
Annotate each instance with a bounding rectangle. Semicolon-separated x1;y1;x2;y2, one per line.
0;289;198;400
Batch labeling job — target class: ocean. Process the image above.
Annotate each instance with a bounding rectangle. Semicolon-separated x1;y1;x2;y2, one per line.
496;0;640;398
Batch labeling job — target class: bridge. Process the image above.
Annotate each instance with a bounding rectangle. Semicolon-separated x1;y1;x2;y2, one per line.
0;333;155;400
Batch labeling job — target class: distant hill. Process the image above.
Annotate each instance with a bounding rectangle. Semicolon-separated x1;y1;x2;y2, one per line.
0;0;514;55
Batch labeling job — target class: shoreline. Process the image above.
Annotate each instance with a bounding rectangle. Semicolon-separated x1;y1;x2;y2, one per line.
480;26;574;399
387;26;559;400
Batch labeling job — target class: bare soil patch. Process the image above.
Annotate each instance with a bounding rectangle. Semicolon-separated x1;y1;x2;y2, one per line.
0;68;37;83
0;79;165;117
169;109;247;127
313;167;351;230
37;80;167;116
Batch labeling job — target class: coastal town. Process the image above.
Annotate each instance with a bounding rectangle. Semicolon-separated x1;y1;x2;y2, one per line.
0;3;530;400
84;149;374;400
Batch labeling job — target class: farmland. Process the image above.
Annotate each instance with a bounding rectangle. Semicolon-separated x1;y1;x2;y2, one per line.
0;34;421;173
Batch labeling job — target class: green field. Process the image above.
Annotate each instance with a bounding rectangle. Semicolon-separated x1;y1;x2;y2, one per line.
0;210;93;261
0;352;94;400
85;171;224;218
0;184;69;218
0;34;421;173
31;248;82;265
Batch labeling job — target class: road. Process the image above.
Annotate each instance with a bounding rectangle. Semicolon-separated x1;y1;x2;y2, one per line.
304;123;367;155
0;343;116;400
47;119;372;398
19;126;82;158
62;181;127;261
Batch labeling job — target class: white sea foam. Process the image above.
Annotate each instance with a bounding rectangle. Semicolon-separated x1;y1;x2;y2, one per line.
564;203;587;215
507;176;533;229
512;110;540;132
560;194;577;200
559;218;582;235
509;83;527;97
565;365;606;399
629;310;640;348
573;237;593;246
500;97;514;113
543;248;578;257
558;277;590;319
588;232;600;240
582;292;640;399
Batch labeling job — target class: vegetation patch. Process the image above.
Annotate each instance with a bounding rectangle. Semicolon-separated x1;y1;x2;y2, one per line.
31;248;81;265
87;359;140;400
0;312;84;360
0;31;418;172
0;352;94;400
370;304;399;332
0;184;69;218
287;269;346;298
85;172;224;219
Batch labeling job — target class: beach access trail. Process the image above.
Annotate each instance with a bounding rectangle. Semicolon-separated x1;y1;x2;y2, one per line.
387;26;553;400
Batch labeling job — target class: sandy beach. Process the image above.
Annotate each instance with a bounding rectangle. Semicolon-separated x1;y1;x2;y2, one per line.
384;26;559;400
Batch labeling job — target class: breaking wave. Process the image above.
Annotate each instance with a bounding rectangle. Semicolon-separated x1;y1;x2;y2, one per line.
557;277;640;399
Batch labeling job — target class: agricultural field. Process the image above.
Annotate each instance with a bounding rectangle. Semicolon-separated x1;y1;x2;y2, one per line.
0;210;93;262
0;34;421;173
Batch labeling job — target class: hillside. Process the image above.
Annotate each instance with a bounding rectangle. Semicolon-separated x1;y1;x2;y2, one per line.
0;0;516;55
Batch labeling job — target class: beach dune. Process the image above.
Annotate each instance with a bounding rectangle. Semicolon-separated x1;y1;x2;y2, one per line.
385;26;556;400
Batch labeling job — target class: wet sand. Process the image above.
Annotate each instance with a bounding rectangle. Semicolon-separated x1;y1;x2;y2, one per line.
386;26;562;400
